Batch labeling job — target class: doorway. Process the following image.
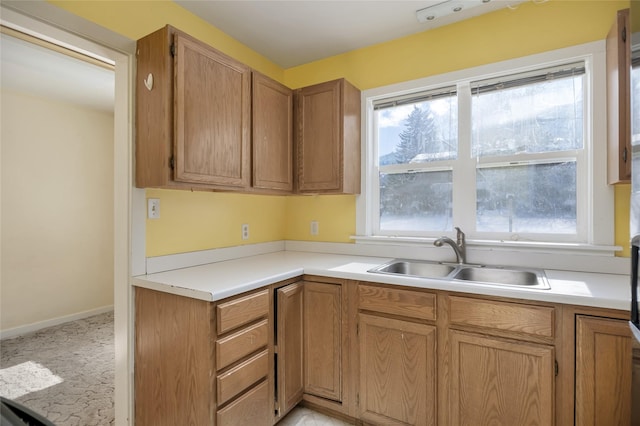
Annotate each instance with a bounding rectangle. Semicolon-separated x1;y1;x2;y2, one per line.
0;4;138;425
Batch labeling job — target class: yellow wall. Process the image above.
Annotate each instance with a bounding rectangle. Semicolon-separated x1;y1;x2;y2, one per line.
145;190;287;257
50;0;632;256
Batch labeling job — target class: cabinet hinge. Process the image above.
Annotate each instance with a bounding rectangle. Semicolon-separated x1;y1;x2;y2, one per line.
170;43;176;57
356;322;359;336
622;26;627;43
623;147;628;163
356;392;359;406
554;360;559;377
169;155;175;170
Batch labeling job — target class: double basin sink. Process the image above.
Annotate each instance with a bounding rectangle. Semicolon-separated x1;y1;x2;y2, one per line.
368;259;550;290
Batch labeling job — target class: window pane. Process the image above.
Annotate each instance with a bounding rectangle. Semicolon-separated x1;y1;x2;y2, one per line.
377;95;457;166
476;162;576;233
472;75;583;157
380;171;452;232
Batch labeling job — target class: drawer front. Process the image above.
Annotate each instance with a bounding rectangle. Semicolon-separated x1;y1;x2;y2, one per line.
216;320;269;370
217;349;269;405
359;284;436;320
217;380;271;426
217;289;269;334
449;296;554;338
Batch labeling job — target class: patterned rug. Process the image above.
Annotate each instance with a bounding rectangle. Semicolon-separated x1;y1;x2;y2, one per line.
0;311;114;425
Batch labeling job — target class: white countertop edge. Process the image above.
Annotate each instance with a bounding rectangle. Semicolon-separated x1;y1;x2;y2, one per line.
133;251;632;311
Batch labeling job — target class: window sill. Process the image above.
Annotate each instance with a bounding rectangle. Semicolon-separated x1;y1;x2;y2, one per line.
350;235;622;257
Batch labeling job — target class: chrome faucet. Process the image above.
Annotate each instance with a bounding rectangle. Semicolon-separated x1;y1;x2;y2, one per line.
434;227;466;264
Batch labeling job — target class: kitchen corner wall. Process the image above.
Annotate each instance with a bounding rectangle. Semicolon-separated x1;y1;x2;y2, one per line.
49;0;631;258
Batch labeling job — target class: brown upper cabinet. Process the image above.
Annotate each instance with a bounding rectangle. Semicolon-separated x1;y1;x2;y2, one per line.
607;8;631;184
136;26;361;195
252;72;293;192
136;25;252;190
294;79;361;194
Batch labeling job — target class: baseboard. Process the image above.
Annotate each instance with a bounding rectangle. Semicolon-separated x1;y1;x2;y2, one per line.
0;305;114;340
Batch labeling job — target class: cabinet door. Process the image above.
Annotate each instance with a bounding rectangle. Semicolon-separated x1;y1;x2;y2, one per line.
575;316;632;426
174;33;251;187
304;281;342;401
606;8;631;184
276;283;304;417
296;79;341;192
449;330;554;426
253;72;293;192
295;79;360;194
359;313;436;426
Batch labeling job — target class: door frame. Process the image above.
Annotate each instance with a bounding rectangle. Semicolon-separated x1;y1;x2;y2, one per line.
0;3;144;425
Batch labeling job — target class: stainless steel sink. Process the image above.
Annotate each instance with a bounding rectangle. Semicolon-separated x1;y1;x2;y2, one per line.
368;259;457;279
368;259;550;290
452;266;550;290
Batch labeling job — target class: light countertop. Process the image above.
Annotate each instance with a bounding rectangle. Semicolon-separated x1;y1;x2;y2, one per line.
132;251;631;311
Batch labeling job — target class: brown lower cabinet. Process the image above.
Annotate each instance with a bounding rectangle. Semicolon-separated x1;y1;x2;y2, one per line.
449;330;554;425
134;277;632;426
575;315;632;426
359;314;437;425
275;282;304;420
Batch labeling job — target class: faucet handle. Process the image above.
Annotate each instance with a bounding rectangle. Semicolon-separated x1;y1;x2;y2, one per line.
455;227;465;246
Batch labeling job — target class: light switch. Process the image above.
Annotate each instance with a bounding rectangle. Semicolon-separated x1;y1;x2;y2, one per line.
147;198;160;219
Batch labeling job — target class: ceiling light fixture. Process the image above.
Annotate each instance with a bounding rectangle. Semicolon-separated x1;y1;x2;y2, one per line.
416;0;492;23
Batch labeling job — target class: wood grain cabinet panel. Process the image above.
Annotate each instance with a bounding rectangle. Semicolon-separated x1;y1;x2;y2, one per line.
294;78;361;194
606;8;631;184
304;281;342;401
359;284;436;320
359;313;436;426
275;283;305;418
134;287;214;426
575;315;632;426
252;72;293;192
449;296;555;339
174;33;251;187
216;380;272;426
217;289;269;334
216;319;269;370
217;349;269;405
449;330;554;426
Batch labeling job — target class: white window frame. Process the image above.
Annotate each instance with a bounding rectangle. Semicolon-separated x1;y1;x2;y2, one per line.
356;41;616;254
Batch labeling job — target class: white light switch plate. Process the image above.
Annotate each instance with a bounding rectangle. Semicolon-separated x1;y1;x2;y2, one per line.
147;198;160;219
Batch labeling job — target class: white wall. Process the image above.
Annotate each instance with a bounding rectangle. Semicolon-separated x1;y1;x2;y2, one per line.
1;90;114;333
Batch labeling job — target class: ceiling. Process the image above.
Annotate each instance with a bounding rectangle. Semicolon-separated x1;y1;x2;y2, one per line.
175;0;525;68
0;1;524;110
0;31;115;112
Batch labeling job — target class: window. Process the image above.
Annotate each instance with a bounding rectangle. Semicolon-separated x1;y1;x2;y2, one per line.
359;42;612;248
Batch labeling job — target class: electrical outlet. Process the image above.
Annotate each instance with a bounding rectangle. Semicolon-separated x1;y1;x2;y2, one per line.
147;198;160;219
310;221;319;236
242;223;249;240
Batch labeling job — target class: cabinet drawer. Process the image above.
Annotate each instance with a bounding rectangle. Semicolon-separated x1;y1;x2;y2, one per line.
449;296;554;338
359;284;436;320
216;320;269;370
217;349;269;405
217;289;269;334
217;380;271;426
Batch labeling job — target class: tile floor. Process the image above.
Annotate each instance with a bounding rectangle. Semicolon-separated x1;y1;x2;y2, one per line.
280;406;354;425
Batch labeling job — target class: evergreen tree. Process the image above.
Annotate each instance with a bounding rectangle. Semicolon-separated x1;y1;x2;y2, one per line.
394;104;439;164
395;106;425;163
